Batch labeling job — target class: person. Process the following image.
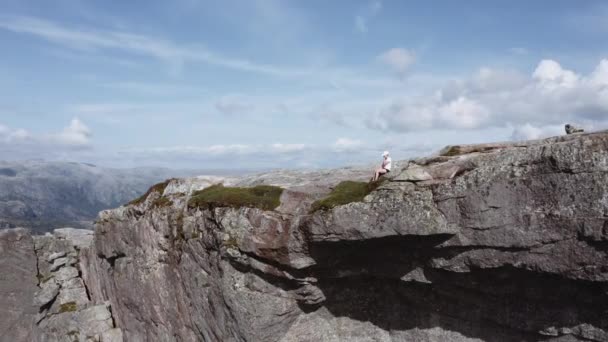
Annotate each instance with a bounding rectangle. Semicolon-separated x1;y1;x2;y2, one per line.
372;151;392;181
565;124;584;134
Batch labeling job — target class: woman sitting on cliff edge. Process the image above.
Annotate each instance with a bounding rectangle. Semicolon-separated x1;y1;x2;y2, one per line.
372;151;392;182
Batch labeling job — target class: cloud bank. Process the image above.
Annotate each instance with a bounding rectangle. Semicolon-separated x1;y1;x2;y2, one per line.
365;59;608;136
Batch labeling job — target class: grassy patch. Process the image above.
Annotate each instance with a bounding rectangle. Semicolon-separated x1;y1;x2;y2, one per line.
310;180;385;212
152;196;173;208
58;301;78;313
441;145;462;156
128;179;174;206
188;184;283;211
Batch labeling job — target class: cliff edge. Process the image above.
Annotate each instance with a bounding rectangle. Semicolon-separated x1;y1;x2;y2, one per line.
3;131;608;341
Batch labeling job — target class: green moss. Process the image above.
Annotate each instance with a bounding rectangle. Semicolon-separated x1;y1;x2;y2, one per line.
151;196;173;208
191;230;201;239
176;224;185;241
128;179;174;206
310;180;385;212
58;301;78;313
188;184;283;211
441;145;462;156
440;144;499;157
36;273;53;284
223;235;239;249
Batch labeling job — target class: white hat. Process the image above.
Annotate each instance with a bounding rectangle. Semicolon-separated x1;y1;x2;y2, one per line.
382;151;389;157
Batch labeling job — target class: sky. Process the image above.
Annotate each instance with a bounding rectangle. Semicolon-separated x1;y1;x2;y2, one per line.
0;0;607;169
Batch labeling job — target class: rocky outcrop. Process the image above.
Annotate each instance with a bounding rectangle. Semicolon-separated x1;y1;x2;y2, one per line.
3;132;608;341
76;131;608;341
31;228;124;342
0;227;123;342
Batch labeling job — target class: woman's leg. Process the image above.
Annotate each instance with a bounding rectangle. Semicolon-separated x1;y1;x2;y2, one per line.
373;168;387;181
375;168;387;181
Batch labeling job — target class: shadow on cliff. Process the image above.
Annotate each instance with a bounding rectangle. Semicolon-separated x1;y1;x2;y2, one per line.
302;235;608;341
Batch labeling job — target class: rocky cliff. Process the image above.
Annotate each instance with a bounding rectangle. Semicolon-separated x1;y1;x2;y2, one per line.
2;131;608;341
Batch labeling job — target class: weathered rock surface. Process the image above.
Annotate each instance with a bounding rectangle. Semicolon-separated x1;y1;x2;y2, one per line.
0;228;38;342
78;131;608;341
3;131;608;341
31;228;123;342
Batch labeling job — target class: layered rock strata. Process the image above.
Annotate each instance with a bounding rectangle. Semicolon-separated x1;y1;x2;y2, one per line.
0;228;123;342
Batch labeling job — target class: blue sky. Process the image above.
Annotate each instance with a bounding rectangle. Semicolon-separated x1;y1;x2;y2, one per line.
1;0;607;169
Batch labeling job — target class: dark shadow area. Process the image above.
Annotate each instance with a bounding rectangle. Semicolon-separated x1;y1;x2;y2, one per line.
302;236;608;342
307;234;452;279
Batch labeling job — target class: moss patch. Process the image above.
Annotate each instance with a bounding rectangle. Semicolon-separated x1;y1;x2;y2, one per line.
223;235;239;249
440;144;501;157
310;180;385;212
188;184;283;211
58;301;78;313
441;145;462;156
36;273;54;284
151;196;173;208
191;230;201;239
128;179;174;206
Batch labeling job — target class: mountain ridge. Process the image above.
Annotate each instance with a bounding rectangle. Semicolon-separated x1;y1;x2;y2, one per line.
0;160;250;232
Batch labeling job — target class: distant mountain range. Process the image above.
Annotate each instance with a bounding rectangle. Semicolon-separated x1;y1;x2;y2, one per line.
0;160;251;233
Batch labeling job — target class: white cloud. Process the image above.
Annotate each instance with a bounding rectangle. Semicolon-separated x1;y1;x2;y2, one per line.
143;144;255;156
438;97;489;129
590;59;608;86
511;123;565;141
365;58;608;134
0;15;401;89
532;59;579;89
53;118;92;146
378;48;415;74
270;143;307;153
367;101;435;131
0;16;307;78
0;118;93;162
0;118;91;148
6;128;30;142
333;138;363;152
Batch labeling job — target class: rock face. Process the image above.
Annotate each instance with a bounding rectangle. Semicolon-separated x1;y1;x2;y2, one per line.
76;131;608;341
0;227;124;342
3;132;608;341
0;228;38;341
